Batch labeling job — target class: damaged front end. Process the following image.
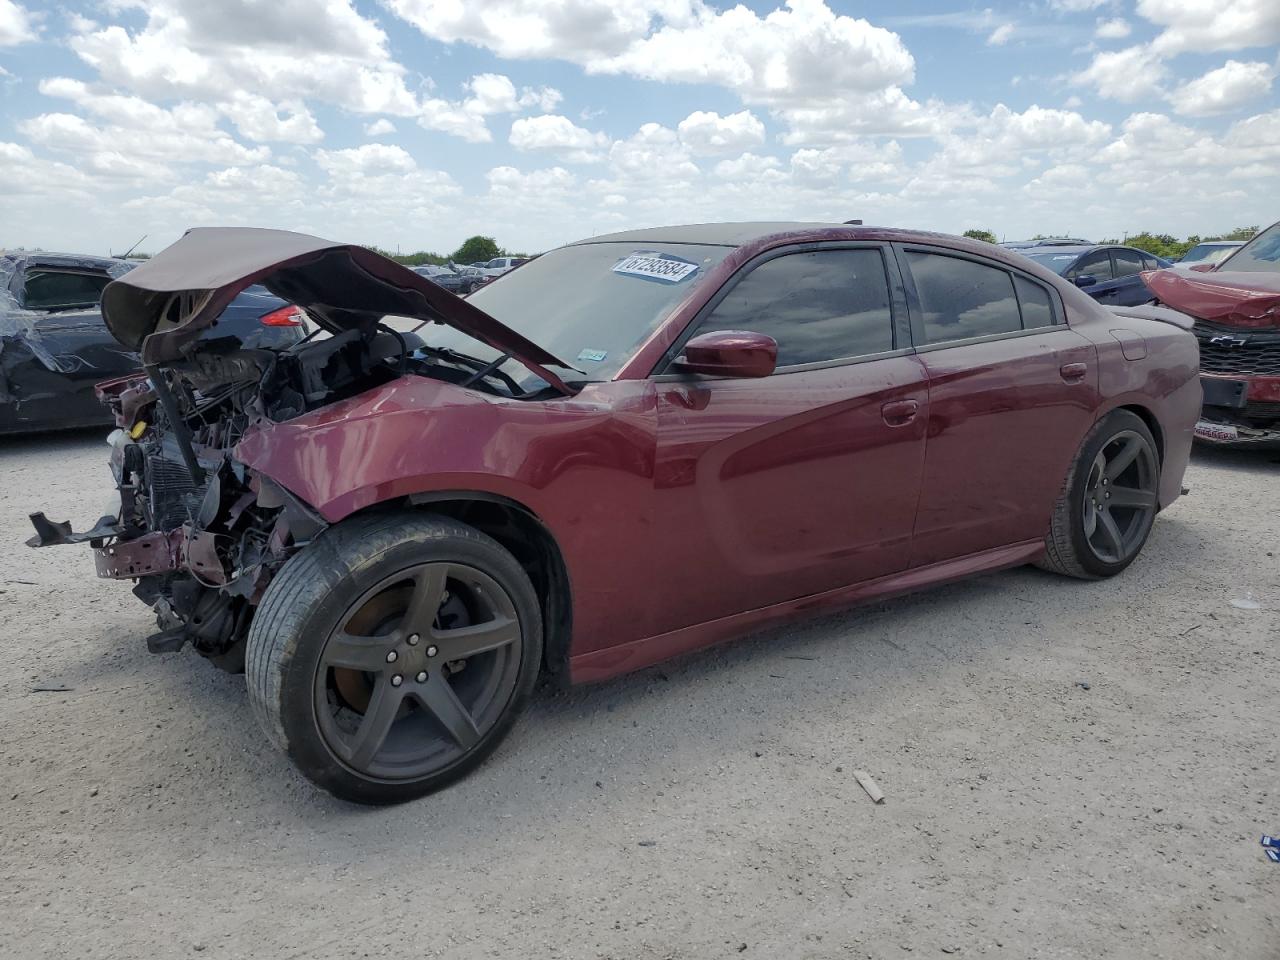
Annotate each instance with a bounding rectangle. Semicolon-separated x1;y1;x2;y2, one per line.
28;361;329;669
26;227;576;671
1144;268;1280;446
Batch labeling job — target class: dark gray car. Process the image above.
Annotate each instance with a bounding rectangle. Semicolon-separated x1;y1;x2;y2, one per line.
1;251;306;435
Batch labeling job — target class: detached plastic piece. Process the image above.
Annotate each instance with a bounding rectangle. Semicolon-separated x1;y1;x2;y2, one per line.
26;511;119;547
853;769;885;804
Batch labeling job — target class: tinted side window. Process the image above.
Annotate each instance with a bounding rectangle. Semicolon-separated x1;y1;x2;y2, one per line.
22;270;112;310
1069;250;1114;281
1142;255;1159;270
1014;276;1055;328
1113;248;1145;277
905;252;1020;344
700;249;893;367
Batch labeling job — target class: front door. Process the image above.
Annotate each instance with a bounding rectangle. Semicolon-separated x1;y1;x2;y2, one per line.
648;244;930;636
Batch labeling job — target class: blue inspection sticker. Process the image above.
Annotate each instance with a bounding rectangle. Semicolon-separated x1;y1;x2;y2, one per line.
576;348;608;363
1267;849;1280;863
1263;835;1280;849
612;251;700;284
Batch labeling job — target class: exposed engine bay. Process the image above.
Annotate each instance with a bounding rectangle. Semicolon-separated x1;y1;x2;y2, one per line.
27;323;538;671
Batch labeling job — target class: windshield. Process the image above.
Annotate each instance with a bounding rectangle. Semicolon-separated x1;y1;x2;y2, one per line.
429;241;732;389
1219;224;1280;273
1180;244;1237;264
1023;252;1081;276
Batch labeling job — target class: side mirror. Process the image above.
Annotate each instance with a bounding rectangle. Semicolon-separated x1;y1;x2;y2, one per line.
1073;274;1098;288
674;330;777;379
1189;262;1216;273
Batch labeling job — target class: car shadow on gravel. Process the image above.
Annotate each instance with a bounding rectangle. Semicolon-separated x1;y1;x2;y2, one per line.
1189;444;1280;474
0;426;110;461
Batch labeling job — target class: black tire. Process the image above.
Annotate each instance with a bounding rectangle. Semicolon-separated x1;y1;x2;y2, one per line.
1038;410;1161;580
246;511;542;804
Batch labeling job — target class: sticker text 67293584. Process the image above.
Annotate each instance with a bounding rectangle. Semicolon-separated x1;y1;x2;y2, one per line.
612;252;699;284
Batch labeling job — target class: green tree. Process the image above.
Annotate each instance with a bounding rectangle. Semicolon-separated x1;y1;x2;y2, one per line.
1215;225;1258;241
962;228;997;244
451;236;501;264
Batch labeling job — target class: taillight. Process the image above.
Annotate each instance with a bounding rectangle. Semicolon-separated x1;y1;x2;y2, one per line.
260;304;305;326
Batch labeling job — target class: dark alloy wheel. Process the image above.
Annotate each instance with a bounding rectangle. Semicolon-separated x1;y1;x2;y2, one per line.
1079;430;1159;565
1039;409;1161;580
246;512;542;804
315;561;523;779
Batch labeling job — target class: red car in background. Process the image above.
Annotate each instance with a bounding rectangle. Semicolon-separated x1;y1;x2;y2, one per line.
1144;220;1280;446
30;223;1199;803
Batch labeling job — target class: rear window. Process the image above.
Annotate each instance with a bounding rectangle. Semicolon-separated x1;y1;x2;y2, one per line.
23;270;112;310
906;251;1021;344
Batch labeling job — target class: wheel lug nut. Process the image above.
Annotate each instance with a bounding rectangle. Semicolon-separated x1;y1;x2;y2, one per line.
386;650;398;663
416;671;428;683
427;645;438;658
407;633;419;646
390;674;403;687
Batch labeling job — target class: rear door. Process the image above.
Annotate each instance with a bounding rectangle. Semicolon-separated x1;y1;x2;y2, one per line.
897;245;1099;567
649;243;929;633
1111;247;1151;305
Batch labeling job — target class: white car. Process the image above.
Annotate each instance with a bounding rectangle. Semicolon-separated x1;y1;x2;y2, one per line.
477;256;529;278
1170;241;1244;272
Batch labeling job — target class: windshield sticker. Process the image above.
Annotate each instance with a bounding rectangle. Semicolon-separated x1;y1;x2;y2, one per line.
576;348;608;363
612;251;700;284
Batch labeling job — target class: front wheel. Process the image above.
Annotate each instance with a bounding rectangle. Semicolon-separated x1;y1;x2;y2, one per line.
1038;410;1161;579
246;512;542;804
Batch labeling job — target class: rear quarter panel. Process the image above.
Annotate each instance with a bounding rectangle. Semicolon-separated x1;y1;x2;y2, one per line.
1066;296;1200;508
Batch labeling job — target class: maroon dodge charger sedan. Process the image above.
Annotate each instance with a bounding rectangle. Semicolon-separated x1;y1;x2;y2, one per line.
29;223;1200;803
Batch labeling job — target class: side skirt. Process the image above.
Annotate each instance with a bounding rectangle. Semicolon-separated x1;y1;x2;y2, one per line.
568;539;1047;684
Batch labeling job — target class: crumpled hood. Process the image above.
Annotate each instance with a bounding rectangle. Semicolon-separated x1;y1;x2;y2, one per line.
1143;268;1280;329
101;227;575;390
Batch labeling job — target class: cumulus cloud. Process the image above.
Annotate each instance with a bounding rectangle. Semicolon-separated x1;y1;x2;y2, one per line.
389;0;913;110
364;118;396;137
0;0;36;45
1095;18;1131;39
1169;59;1276;115
509;114;610;162
676;110;766;155
1139;0;1280;56
1073;44;1171;100
987;23;1014;46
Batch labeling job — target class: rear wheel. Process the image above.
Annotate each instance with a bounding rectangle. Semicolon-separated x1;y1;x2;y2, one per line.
1038;410;1161;579
246;512;542;804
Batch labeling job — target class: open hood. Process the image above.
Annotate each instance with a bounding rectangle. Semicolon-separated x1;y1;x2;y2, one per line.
1143;268;1280;329
101;227;576;392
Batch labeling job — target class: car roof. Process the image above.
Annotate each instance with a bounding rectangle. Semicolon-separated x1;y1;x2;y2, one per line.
1191;240;1243;246
572;221;848;247
2;251;130;271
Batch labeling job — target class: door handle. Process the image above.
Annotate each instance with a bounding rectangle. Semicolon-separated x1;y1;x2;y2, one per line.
1060;362;1088;383
881;399;919;426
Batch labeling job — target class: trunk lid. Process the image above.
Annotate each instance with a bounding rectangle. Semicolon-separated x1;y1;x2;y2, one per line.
101;227;576;393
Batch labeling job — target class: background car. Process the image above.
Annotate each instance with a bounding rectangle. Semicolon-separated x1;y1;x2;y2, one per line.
31;223;1198;804
1170;240;1244;272
476;256;529;277
1013;244;1172;306
1145;219;1280;446
411;264;478;295
0;251;306;435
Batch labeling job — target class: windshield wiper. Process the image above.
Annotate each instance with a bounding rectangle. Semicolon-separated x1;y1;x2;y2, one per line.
418;345;527;397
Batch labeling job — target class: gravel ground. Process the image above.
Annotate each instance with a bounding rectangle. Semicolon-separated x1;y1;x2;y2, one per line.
0;429;1276;960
